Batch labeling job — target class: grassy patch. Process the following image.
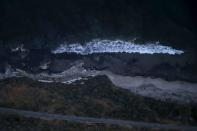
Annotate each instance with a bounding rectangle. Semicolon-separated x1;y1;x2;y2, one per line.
0;76;196;125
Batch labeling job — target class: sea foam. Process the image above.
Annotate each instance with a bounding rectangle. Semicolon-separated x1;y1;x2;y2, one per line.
52;39;184;55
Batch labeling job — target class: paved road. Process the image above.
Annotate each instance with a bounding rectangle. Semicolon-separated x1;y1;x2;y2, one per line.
0;107;197;131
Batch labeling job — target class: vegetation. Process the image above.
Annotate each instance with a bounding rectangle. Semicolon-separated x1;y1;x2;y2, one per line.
0;76;196;125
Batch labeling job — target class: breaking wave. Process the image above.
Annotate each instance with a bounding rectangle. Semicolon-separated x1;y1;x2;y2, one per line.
52;39;184;55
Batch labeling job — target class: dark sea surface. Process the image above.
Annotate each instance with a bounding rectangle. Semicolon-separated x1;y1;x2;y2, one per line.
0;0;196;48
0;0;197;81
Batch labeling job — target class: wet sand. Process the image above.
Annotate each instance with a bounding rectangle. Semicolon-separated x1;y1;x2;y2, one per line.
99;71;197;103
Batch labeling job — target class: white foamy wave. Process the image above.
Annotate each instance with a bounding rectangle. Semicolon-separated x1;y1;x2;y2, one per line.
52;39;184;55
11;44;28;52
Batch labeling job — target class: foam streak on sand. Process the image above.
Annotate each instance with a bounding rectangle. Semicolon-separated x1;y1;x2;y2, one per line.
52;39;184;55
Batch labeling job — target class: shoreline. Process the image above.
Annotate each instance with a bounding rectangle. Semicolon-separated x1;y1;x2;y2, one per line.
0;62;197;104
